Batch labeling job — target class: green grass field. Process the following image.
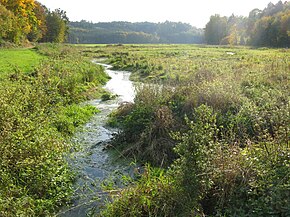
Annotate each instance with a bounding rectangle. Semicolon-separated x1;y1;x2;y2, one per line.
0;48;45;76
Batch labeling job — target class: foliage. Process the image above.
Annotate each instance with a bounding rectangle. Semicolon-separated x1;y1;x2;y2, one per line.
42;9;69;43
109;84;177;167
0;45;108;216
27;1;47;41
0;0;69;45
53;104;100;136
220;143;290;216
172;105;218;202
0;0;38;44
205;15;228;45
0;4;17;43
204;1;290;47
249;1;290;47
101;165;191;217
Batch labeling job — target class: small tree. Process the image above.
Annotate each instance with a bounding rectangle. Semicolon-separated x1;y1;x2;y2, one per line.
204;14;227;45
43;9;69;43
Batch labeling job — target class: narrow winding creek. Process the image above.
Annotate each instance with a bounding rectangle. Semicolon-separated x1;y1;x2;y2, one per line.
59;62;135;216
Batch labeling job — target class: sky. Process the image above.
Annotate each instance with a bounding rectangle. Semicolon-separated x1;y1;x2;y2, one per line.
37;0;280;28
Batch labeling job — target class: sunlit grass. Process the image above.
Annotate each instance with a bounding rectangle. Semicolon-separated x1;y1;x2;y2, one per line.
0;48;45;76
83;44;289;83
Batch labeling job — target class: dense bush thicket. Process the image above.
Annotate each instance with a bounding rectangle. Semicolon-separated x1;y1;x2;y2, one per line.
95;44;290;216
0;44;108;216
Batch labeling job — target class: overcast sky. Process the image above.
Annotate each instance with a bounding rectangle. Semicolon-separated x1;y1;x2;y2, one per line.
37;0;280;28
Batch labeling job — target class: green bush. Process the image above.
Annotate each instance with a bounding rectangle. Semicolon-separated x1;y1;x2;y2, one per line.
101;165;193;217
221;143;290;216
53;104;99;136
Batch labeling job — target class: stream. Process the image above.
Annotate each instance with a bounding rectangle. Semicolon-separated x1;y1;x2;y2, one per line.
59;62;136;216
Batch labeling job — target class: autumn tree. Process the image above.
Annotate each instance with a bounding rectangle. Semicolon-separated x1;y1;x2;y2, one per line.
0;4;17;43
0;0;39;43
0;0;69;44
249;1;290;47
204;1;289;47
27;1;47;42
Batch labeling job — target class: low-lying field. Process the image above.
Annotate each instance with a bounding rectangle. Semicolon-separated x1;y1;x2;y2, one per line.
81;44;290;216
81;44;289;82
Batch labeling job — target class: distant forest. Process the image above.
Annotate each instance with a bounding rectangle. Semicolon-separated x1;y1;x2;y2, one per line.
68;1;289;47
68;21;204;44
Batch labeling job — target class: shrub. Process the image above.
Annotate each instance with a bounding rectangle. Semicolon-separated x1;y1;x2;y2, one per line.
101;165;193;217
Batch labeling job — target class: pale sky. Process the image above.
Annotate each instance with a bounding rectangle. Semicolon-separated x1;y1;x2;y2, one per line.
37;0;280;28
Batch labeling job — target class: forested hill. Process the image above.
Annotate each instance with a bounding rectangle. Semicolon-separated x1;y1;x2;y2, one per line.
68;21;204;44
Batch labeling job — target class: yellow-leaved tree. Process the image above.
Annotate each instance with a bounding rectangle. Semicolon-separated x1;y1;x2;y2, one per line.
0;0;41;43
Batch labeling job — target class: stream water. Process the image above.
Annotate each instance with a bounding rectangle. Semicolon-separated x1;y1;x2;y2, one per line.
59;62;135;216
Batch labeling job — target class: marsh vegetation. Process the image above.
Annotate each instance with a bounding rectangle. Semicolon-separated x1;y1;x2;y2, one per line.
0;42;289;216
81;44;290;216
1;0;289;216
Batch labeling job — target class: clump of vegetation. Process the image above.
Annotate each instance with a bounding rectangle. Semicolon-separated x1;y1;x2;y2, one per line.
100;165;191;217
0;44;108;216
53;104;100;136
101;92;118;101
99;44;289;216
109;84;178;167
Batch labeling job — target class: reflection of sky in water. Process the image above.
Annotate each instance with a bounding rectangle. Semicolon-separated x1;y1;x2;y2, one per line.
105;70;135;103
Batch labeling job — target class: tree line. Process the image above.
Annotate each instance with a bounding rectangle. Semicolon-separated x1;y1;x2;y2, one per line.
68;21;204;44
204;1;290;47
1;0;288;47
0;0;69;45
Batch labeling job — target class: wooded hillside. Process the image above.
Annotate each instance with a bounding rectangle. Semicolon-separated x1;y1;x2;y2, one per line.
68;21;204;44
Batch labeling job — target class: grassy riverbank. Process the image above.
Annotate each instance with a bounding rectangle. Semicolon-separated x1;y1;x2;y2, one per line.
0;44;109;216
82;44;289;216
0;48;45;77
